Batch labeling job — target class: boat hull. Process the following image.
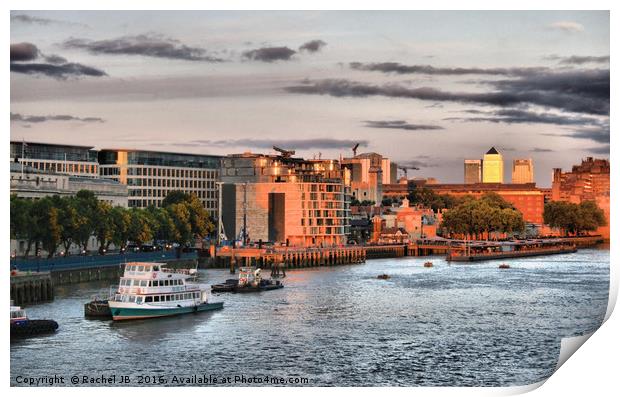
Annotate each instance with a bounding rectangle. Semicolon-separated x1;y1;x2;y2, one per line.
11;320;59;338
109;302;224;321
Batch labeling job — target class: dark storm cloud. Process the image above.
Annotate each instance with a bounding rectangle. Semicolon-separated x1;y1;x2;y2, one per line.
11;13;88;27
242;46;296;62
363;120;444;131
11;43;39;62
542;125;609;144
285;67;610;116
444;108;603;127
44;54;68;64
489;69;609;115
11;62;107;79
11;112;105;123
11;14;59;25
62;34;224;62
585;145;610;155
11;42;106;79
349;62;549;76
544;55;610;65
565;127;610;143
172;138;367;150
299;40;327;53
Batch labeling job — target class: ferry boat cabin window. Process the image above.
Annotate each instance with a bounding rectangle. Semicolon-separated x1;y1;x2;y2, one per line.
153;265;160;271
145;296;152;303
154;296;160;302
165;295;171;301
140;280;147;287
129;295;136;303
138;266;145;272
137;297;144;304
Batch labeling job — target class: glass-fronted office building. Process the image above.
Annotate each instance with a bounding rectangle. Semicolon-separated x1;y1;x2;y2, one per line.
98;149;221;216
10;141;99;177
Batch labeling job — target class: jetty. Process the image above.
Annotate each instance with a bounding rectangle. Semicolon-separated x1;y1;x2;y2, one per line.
446;239;577;262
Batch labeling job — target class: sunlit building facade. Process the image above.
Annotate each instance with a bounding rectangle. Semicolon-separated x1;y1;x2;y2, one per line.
512;159;534;184
482;147;503;183
552;157;610;239
464;159;483;184
220;152;350;246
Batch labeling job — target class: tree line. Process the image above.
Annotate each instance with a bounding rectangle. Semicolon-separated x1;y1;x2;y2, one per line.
543;200;606;236
439;193;525;239
10;190;214;258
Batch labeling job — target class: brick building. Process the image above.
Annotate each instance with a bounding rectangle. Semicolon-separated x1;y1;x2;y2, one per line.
551;157;610;238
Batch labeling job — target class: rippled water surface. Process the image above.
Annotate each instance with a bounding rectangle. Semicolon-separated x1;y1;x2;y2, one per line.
11;248;609;386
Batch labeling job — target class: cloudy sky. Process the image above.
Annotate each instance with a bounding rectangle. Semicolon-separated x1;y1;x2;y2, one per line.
10;10;609;186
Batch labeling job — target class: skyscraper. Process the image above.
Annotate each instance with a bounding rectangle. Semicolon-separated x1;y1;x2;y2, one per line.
482;147;504;183
512;159;534;183
464;159;483;184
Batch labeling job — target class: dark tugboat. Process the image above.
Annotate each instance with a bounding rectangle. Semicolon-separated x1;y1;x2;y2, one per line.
84;297;112;318
10;301;58;338
211;267;283;293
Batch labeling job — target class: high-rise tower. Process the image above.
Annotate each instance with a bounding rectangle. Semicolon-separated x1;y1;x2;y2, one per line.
482;147;503;183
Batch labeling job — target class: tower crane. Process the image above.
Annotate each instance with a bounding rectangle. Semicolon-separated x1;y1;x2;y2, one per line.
352;143;360;157
398;166;420;179
273;146;295;158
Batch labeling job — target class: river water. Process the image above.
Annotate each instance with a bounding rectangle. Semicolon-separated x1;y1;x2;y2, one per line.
11;248;609;387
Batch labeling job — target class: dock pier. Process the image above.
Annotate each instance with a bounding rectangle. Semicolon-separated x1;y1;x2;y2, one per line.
202;246;366;270
10;272;54;306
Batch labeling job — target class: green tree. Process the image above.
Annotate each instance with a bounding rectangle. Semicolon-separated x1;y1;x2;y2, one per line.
10;195;35;258
93;201;113;254
440;196;525;239
161;191;214;242
577;201;606;234
73;190;98;252
127;208;154;247
31;197;62;258
161;191;192;207
544;200;606;236
110;206;132;251
147;206;179;243
167;203;193;245
50;195;81;256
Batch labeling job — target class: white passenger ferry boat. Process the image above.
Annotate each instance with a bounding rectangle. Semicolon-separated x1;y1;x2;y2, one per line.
108;262;223;321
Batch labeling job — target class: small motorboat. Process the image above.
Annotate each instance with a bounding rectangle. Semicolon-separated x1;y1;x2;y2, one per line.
499;263;511;269
377;274;391;280
423;262;434;268
11;301;58;338
212;268;284;293
211;279;238;293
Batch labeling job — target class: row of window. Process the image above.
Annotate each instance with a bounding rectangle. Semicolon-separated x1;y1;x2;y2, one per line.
301;193;344;201
115;291;200;304
301;210;346;218
129;188;217;199
20;160;98;175
127;178;216;189
120;278;185;287
101;166;218;179
301;218;346;226
302;226;346;235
